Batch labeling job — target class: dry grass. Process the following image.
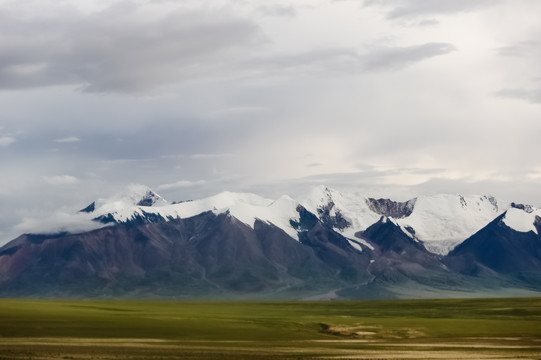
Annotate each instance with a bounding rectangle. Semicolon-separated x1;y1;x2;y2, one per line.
1;337;540;360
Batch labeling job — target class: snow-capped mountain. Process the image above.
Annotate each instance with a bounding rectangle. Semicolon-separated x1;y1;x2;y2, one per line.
446;206;541;275
1;184;540;299
0;187;374;299
23;184;516;255
301;186;382;237
300;186;510;255
396;194;508;255
81;187;304;241
82;184;169;212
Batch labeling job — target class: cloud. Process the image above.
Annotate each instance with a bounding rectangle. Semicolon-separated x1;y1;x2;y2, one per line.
157;179;208;191
247;43;455;76
0;3;264;93
54;136;80;143
245;167;449;202
363;0;500;19
495;42;539;57
0;136;15;146
204;106;270;119
256;5;297;17
190;153;237;160
417;19;439;26
361;43;456;71
0;1;456;95
14;212;103;236
98;158;153;165
161;153;237;160
245;47;362;75
411;177;541;207
270;168;448;195
495;88;541;104
43;175;80;185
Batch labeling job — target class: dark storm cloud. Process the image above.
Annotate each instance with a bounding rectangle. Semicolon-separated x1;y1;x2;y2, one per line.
495;88;541;104
0;3;263;93
363;0;499;19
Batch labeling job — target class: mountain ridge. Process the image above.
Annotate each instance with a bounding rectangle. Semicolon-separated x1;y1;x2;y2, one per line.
1;185;539;299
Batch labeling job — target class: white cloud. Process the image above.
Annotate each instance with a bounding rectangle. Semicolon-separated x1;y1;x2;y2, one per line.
157;180;208;191
14;212;103;236
256;5;297;17
161;153;237;160
363;0;500;19
244;43;455;78
54;136;80;143
204;106;270;119
190;153;237;159
43;175;80;185
0;136;15;146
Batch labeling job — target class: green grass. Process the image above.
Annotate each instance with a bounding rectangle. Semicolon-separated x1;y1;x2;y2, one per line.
0;297;540;359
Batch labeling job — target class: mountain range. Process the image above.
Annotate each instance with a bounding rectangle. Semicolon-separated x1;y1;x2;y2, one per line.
1;184;540;299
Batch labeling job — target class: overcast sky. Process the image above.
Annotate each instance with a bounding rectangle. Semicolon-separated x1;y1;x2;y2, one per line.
1;0;541;243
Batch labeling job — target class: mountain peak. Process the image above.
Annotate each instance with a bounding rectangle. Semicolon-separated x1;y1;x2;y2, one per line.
76;185;169;224
502;207;541;234
306;185;341;204
361;216;423;254
122;184;168;207
79;201;96;213
92;184;167;210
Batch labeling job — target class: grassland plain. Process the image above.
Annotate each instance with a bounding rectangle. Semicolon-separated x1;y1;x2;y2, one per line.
0;298;540;359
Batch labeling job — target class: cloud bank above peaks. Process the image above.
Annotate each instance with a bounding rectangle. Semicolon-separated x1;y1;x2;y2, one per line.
0;2;264;93
0;0;463;95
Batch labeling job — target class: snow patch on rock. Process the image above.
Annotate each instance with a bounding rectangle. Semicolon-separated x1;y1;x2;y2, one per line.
503;207;541;234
